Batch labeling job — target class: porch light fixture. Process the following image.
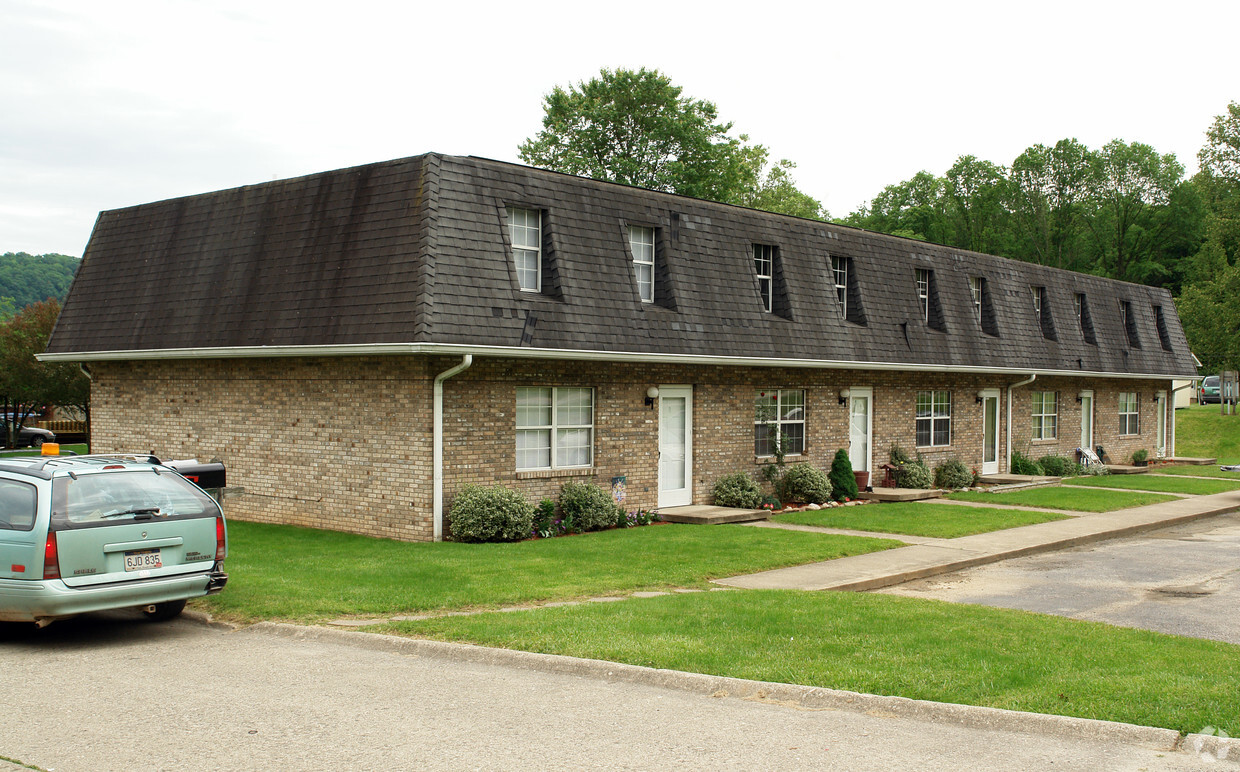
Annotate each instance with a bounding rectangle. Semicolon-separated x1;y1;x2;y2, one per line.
1076;391;1085;403
644;386;660;409
975;390;985;404
838;388;850;406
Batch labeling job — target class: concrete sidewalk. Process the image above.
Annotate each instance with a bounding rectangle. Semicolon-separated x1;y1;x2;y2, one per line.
715;489;1240;592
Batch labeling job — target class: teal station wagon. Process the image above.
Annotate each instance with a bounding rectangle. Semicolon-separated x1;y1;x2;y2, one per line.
0;454;228;626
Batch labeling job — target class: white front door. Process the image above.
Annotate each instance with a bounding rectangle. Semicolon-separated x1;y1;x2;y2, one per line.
981;389;1000;475
658;386;693;507
1156;390;1167;458
1080;390;1094;453
848;387;873;474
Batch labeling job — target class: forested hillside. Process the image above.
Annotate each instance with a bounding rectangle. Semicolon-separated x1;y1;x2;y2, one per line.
0;252;80;314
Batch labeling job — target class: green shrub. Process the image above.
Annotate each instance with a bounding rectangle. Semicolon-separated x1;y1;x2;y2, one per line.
777;462;834;505
828;449;859;501
889;443;912;466
449;485;535;543
760;494;782;510
1010;451;1043;476
1037;455;1075;477
713;472;762;509
933;458;973;489
898;459;933;489
559;480;619;532
533;498;557;536
1081;462;1110;476
1131;448;1149;464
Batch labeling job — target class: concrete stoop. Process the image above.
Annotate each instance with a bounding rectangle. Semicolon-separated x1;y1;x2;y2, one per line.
658;505;768;524
858;487;944;502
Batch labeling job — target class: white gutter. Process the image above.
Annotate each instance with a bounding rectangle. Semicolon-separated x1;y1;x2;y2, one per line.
35;342;1194;382
1006;374;1037;472
432;355;472;542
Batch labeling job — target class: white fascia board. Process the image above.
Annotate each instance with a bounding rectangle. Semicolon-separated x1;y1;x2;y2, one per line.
36;342;1191;381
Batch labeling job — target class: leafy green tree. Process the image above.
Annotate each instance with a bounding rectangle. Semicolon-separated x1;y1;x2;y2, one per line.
0;299;90;446
519;67;825;219
943;155;1011;255
1177;260;1240;374
0;253;80;310
1006;139;1094;270
846;171;948;242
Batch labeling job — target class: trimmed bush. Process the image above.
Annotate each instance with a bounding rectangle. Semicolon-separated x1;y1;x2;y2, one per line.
777;462;833;505
828;449;859;501
1037;455;1076;477
713;472;762;509
898;459;933;489
889;443;912;466
559;480;619;532
449;485;535;543
1010;451;1043;476
760;494;782;510
933;458;973;489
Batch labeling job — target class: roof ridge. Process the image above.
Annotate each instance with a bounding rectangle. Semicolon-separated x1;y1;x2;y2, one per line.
412;153;442;342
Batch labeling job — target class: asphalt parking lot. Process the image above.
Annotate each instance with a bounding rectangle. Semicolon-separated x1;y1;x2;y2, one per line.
880;512;1240;645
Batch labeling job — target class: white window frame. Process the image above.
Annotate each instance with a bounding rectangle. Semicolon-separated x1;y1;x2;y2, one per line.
1119;391;1139;436
628;225;655;303
515;387;594;470
1031;391;1058;440
754;245;774;312
1074;293;1083;328
506;207;541;292
915;268;930;322
916;390;951;447
831;255;847;319
754;389;805;457
969;276;983;323
1031;286;1043;324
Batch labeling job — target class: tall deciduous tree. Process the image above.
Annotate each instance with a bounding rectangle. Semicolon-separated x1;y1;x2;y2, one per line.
518;68;826;219
1007;139;1094;271
0;299;90;446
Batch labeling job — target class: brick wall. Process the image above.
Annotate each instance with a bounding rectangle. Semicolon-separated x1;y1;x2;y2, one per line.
89;356;1171;542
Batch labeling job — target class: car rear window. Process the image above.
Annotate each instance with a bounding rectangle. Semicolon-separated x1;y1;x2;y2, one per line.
50;469;220;531
0;478;37;531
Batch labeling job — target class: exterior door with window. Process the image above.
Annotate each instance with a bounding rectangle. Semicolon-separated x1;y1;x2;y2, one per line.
1079;390;1094;453
1156;391;1167;458
981;389;1000;475
848;387;873;475
658;386;693;507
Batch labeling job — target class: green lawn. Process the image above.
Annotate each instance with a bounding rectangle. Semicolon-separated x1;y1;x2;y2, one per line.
773;501;1069;538
0;442;88;457
1153;464;1240;479
1175;404;1240;464
946;486;1178;512
1064;474;1240;495
198;521;899;622
380;590;1240;735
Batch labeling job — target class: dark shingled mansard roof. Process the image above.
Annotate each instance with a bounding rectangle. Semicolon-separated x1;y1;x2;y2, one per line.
45;153;1198;379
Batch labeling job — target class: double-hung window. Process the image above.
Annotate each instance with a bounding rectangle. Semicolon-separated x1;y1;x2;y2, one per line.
1031;286;1044;324
969;277;984;323
754;245;774;312
507;207;541;292
1031;391;1058;440
516;387;593;470
754;389;805;457
629;226;655;303
1119;392;1139;436
916;390;951;447
831;256;848;318
915;269;930;322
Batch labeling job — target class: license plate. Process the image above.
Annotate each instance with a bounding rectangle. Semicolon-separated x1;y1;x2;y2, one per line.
124;548;162;571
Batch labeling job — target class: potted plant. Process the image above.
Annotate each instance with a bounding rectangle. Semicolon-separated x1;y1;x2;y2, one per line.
1131;448;1149;467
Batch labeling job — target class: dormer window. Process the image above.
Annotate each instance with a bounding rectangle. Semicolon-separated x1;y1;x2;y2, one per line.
629;226;655;303
754;244;774;312
1031;286;1043;324
1076;293;1097;344
1119;300;1140;348
1153;305;1173;351
969;277;983;323
1031;286;1057;341
506;207;542;292
831;255;848;318
915;268;930;322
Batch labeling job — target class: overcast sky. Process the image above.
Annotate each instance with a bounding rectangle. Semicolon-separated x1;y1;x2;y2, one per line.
4;0;1237;256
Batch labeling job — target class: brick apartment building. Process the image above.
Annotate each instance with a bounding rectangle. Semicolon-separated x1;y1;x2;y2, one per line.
42;154;1198;541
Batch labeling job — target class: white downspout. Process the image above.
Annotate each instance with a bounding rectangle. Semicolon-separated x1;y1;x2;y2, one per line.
1169;381;1193;458
433;355;473;541
1006;374;1036;473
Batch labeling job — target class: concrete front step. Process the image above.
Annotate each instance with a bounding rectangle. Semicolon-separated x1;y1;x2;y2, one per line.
1167;457;1217;465
1104;465;1150;474
658;505;769;524
858;488;943;502
977;474;1061;486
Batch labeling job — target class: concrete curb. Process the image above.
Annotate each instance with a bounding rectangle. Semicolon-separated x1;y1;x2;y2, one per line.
246;621;1184;753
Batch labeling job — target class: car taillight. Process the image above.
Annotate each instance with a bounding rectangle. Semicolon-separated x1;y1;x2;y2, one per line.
43;533;60;580
215;516;226;561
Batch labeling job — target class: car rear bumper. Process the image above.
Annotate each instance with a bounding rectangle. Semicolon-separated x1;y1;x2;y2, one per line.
0;571;218;623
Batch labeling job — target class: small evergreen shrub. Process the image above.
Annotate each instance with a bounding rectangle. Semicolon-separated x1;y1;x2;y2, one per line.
1081;462;1110;476
828;449;859;501
778;462;834;505
933;458;973;489
713;472;763;509
449;485;535;543
1037;455;1075;477
760;494;782;510
559;480;619;532
533;498;557;537
1010;451;1043;476
1131;448;1149;464
889;443;912;466
898;459;933;489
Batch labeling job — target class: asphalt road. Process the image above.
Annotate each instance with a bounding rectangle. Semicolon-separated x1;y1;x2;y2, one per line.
880;512;1240;645
0;612;1219;771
